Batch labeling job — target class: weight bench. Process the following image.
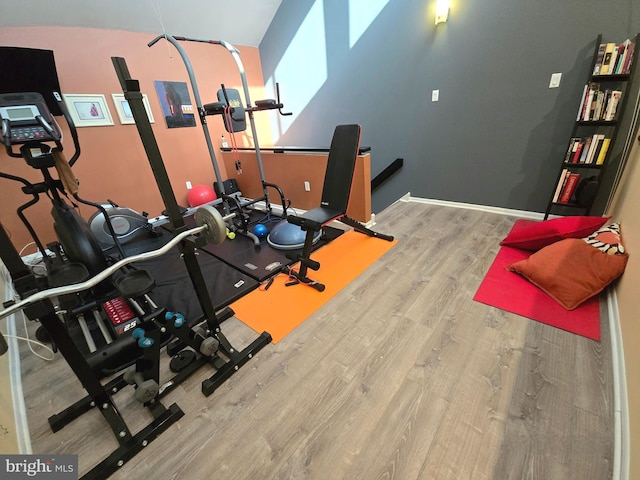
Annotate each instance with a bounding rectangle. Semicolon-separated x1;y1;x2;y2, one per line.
285;124;394;291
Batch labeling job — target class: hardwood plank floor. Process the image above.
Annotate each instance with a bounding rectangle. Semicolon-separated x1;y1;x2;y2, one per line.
13;200;614;479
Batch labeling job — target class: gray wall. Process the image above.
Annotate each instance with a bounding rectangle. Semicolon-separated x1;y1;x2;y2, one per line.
259;0;640;213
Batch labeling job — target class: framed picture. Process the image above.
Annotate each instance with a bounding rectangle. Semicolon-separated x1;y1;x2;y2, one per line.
63;94;114;127
111;93;155;125
153;80;196;128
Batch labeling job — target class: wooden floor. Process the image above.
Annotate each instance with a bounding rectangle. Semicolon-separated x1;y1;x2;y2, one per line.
15;200;614;479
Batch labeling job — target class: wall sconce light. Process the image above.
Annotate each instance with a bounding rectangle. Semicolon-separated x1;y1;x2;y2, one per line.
435;0;450;25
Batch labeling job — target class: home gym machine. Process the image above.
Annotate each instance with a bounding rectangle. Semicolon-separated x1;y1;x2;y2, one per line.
0;88;271;479
148;34;293;242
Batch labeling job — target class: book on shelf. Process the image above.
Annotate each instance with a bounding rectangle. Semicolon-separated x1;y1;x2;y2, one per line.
593;39;636;75
553;169;570;203
595;138;611;165
593;43;607;75
576;84;623;121
600;43;617;75
585;83;599;120
585;134;605;164
622;41;635;74
565;137;581;163
577;84;589;121
593;90;606;120
592;134;606;163
603;90;622;120
572;140;585;163
612;42;627;74
559;173;581;204
578;137;592;163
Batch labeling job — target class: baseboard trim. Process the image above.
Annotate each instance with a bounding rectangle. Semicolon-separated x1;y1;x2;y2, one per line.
400;193;545;220
607;288;629;480
1;264;32;454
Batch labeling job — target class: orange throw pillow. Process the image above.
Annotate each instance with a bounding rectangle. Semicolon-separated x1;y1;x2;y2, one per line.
506;238;628;310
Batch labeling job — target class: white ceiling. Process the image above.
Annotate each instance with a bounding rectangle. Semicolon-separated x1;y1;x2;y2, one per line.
0;0;283;47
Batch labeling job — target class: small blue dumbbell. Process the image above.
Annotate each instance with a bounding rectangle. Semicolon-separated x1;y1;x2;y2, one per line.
164;311;185;328
132;328;154;348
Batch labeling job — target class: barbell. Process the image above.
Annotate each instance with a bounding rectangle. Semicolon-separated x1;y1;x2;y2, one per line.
0;206;229;322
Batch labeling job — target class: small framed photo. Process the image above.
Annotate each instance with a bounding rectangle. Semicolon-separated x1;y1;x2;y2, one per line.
63;94;114;127
111;93;155;125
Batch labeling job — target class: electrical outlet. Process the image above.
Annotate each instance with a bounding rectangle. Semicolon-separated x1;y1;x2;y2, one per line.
432;89;439;102
186;181;192;189
304;181;311;191
549;73;562;88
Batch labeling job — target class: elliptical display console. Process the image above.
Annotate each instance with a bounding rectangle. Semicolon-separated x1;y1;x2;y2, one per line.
0;91;62;144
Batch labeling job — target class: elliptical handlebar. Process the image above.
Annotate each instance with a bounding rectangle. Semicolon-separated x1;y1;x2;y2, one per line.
54;91;81;166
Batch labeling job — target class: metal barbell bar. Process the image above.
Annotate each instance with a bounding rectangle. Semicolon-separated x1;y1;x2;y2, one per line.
0;206;229;322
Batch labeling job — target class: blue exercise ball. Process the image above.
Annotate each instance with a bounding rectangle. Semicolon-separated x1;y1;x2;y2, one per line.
253;223;268;238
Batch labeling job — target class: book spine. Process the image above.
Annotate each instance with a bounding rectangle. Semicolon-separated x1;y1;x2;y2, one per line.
595;138;611;165
622;42;635;74
589;134;605;164
572;141;585;163
583;135;598;164
600;43;616;74
608;45;619;75
577;84;589;121
553;169;570;203
604;91;622;121
586;134;603;164
559;173;580;203
565;138;580;163
578;137;592;163
593;43;607;75
613;42;626;74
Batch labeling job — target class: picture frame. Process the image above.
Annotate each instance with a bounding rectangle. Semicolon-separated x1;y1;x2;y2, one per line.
62;94;114;127
111;93;155;125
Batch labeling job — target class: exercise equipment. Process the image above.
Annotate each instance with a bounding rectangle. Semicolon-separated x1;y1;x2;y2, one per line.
0;205;228;321
266;216;322;250
1;83;271;479
111;55;271;388
253;223;268;239
147;34;291;240
89;201;157;247
278;124;395;292
187;184;217;207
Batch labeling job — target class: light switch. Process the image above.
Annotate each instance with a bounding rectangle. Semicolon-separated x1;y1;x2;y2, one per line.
432;90;440;102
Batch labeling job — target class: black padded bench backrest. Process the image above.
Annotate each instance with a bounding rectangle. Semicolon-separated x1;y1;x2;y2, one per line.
320;124;362;215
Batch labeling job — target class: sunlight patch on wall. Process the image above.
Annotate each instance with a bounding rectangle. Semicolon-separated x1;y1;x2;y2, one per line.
348;0;390;49
266;0;327;140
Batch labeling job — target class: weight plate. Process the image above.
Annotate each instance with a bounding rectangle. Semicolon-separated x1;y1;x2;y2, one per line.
195;205;226;244
170;350;197;373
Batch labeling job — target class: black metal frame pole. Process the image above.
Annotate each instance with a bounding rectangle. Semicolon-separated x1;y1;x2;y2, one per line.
145;36;227;200
111;57;222;332
111;56;272;396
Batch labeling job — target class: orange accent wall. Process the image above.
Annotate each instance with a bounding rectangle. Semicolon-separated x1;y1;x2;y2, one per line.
0;26;273;252
220;150;372;223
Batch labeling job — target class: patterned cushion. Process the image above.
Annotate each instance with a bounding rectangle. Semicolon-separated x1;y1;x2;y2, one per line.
583;223;625;255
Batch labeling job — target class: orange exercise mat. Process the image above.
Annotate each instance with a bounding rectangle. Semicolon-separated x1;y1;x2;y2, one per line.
230;230;397;343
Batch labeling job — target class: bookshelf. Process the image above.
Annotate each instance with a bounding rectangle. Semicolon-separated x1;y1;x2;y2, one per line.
544;34;639;219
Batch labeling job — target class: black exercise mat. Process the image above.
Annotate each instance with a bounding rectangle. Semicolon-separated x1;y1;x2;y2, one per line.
130;236;259;319
61;229;258;375
182;210;345;282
